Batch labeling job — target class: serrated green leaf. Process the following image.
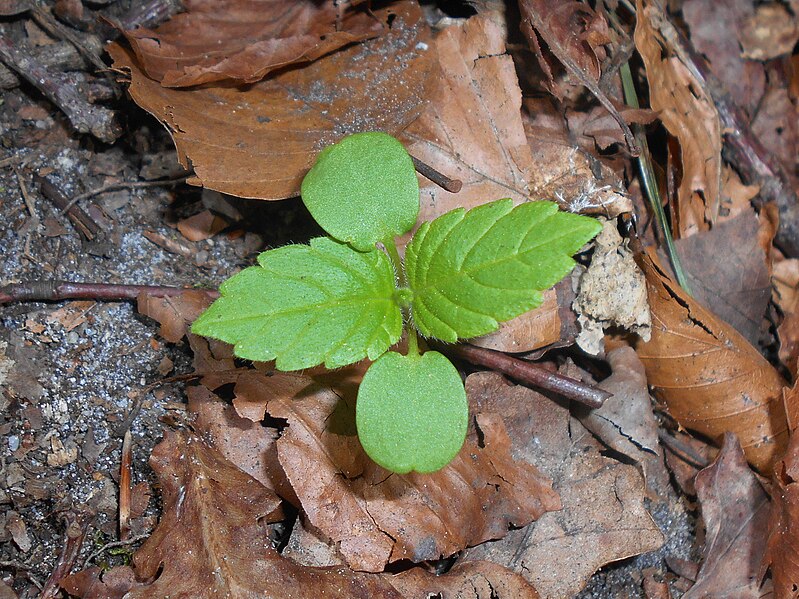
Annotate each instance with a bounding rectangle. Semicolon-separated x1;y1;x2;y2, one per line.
191;237;402;370
405;199;602;342
300;132;419;251
356;351;468;474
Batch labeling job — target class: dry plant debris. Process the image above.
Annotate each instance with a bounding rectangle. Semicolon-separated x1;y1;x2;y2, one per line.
2;0;799;597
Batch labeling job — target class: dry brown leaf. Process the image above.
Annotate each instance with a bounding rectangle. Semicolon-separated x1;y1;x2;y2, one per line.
752;84;799;190
576;347;665;488
685;433;770;599
635;0;722;236
574;220;651;354
740;3;799;61
765;383;799;598
187;385;279;492
401;15;533;223
122;0;384;87
269;381;560;572
683;0;765;115
774;259;799;373
61;430;416;599
136;289;214;343
633;250;788;472
46;300;95;332
176;210;228;242
517;0;636;152
523;97;633;217
463;372;663;598
109;1;433;200
667;211;772;347
390;560;541;598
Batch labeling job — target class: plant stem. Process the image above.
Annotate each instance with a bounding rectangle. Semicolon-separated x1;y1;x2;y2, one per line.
0;281;217;305
620;61;692;295
383;238;407;288
439;343;611;409
407;330;420;357
410;155;463;193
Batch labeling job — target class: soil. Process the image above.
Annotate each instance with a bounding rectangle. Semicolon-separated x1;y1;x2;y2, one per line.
0;6;697;599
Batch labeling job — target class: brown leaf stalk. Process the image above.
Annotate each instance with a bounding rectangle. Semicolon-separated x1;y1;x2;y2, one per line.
441;343;611;408
411;155;463;193
0;281;216;305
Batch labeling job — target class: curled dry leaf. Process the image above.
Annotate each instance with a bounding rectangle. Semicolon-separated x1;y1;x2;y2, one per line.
633;250;788;472
682;0;765;114
122;0;384;87
109;1;434;200
635;0;722;236
574;220;651;355
685;433;770;599
269;380;560;572
766;383;799;598
517;0;636;152
774;258;799;374
463;372;663;598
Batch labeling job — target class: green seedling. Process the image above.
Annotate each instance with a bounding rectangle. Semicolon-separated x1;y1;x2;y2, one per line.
192;132;602;474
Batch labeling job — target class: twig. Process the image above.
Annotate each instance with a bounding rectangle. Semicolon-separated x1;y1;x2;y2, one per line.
81;534;150;569
411;156;462;193
39;511;93;599
0;281;217;305
35;174;102;241
29;3;107;73
440;343;612;408
0;30;120;143
119;431;133;541
142;230;195;258
649;9;799;257
0;40;85;90
14;166;39;223
115;0;185;32
63;176;188;213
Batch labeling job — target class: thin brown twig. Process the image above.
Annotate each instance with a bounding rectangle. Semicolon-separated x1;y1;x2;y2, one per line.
36;174;102;241
62;176;189;213
0;281;217;305
440;343;612;409
411;155;463;193
119;431;133;541
658;429;711;470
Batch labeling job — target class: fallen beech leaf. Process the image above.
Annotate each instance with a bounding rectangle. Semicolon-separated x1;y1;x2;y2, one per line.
668;211;772;347
518;0;636;152
765;383;799;598
683;0;765;114
635;0;722;236
524;97;633;218
269;381;560;572
61;431;408;599
401;15;533;224
187;385;279;492
740;3;799;61
574;220;651;355
46;300;95;332
390;560;541;598
137;289;214;343
176;210;228;242
685;433;770;598
774;259;799;373
463;372;663;598
109;1;433;200
576;346;661;466
122;0;384;87
633;250;788;472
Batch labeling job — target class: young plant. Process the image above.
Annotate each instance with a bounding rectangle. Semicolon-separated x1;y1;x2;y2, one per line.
192;132;602;474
